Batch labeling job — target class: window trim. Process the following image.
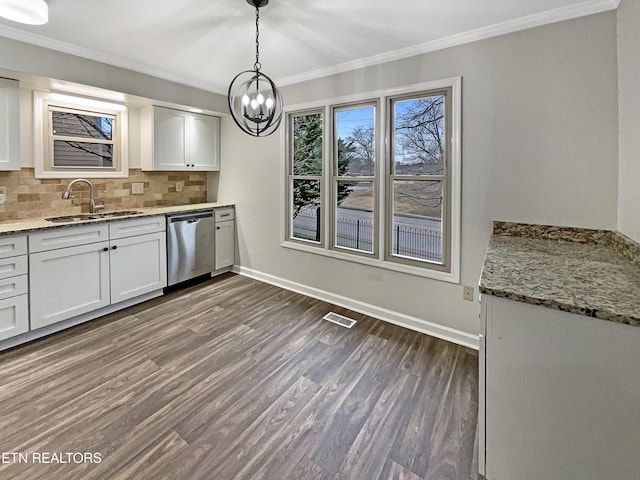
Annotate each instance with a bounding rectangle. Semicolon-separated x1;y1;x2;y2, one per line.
34;91;129;179
280;77;461;283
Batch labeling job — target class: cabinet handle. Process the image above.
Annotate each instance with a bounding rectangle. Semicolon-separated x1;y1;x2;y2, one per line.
112;245;118;250
103;247;109;252
216;226;220;230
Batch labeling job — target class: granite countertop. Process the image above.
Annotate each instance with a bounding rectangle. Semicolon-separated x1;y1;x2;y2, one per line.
0;202;234;236
480;222;640;327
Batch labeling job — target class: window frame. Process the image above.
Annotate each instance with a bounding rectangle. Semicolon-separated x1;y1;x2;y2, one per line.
386;89;452;272
285;108;326;247
281;77;461;283
330;100;379;258
34;91;129;179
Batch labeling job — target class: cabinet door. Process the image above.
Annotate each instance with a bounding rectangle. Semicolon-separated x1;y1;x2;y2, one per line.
215;220;235;270
153;106;187;170
110;232;167;304
30;242;111;329
0;295;28;341
189;114;220;171
484;296;640;480
0;78;20;171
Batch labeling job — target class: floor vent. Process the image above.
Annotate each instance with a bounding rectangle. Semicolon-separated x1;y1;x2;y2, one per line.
323;312;357;328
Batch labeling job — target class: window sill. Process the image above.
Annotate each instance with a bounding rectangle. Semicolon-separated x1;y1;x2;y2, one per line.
35;170;130;179
281;240;460;284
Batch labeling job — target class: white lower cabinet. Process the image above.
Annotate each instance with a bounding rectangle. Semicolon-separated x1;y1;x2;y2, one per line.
110;232;167;304
481;295;640;480
30;241;111;329
214;207;235;270
28;217;167;331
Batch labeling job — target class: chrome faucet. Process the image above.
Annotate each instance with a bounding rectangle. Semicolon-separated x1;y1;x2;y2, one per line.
62;179;104;214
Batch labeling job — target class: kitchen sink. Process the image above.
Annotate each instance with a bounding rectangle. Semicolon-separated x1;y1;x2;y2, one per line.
45;210;142;223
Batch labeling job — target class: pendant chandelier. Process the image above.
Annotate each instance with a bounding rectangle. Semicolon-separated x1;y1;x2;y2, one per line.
227;0;283;137
0;0;48;25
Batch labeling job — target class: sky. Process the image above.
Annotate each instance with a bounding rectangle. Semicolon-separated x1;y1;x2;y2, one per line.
336;106;374;139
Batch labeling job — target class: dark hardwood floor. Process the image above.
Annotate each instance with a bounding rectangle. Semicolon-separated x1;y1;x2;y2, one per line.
0;273;479;480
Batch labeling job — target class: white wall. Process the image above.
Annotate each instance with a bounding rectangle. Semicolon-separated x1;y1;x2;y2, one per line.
216;12;619;339
617;0;640;243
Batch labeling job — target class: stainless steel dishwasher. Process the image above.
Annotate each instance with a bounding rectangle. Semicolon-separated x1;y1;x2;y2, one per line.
166;211;214;286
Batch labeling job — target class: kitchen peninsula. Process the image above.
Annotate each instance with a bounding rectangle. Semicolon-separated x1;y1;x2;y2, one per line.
478;221;640;480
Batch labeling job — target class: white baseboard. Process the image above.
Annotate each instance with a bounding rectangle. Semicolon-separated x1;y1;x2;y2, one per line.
233;266;479;350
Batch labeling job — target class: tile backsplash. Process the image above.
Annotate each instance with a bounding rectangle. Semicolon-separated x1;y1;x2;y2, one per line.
0;168;208;222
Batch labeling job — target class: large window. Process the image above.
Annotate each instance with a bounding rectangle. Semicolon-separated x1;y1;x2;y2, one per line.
283;78;461;282
34;92;128;178
388;91;450;269
333;103;377;255
288;111;324;244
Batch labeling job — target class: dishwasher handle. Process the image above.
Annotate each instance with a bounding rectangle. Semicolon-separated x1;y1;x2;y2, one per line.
167;211;213;223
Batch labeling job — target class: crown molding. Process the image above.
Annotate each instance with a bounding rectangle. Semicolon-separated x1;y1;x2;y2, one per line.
0;0;622;94
0;23;226;93
276;0;621;87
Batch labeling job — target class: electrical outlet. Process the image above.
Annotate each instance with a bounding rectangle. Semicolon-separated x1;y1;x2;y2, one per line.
0;186;5;205
176;181;184;192
463;286;474;302
131;182;144;195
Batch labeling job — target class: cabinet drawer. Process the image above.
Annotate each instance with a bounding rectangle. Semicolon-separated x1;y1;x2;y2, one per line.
0;274;28;301
0;294;29;342
30;224;109;253
0;255;27;280
214;208;235;222
0;235;27;258
109;216;165;240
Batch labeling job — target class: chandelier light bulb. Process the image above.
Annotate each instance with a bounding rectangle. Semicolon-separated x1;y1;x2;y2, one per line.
256;93;264;105
242;94;250;106
250;98;258;110
265;97;274;109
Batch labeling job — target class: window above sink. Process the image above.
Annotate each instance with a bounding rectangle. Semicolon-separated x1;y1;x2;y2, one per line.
33;92;129;179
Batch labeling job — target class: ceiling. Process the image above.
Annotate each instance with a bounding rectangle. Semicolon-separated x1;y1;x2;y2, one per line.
0;0;620;94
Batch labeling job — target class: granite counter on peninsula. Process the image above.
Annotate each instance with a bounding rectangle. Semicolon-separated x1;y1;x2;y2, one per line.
480;221;640;327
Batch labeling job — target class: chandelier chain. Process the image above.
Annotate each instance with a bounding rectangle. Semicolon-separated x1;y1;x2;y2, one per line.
254;6;261;71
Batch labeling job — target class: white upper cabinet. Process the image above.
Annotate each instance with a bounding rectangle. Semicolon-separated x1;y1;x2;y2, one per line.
0;78;20;171
141;105;220;171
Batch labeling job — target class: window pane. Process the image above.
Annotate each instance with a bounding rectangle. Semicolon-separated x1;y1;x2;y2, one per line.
336;106;375;176
292;113;323;175
393;95;444;176
53;141;113;168
392;180;443;263
292;179;321;242
52;111;113;140
335;181;374;253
